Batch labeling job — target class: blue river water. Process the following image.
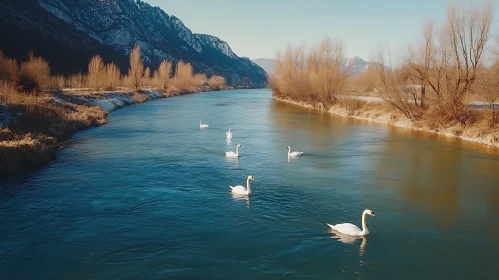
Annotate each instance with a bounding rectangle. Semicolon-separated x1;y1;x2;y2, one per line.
1;89;499;279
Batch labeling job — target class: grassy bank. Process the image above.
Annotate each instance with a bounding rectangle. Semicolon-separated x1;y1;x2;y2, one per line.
0;85;233;176
275;96;499;148
0;43;237;175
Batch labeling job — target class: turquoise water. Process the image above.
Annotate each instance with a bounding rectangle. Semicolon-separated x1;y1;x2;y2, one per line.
1;89;499;279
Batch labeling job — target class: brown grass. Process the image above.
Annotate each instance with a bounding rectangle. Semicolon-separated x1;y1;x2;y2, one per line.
0;128;58;174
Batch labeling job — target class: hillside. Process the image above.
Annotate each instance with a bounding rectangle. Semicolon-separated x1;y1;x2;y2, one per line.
0;0;267;87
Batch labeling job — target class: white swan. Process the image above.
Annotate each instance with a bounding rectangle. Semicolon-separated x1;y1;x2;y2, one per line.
200;119;208;128
287;146;303;157
225;144;241;157
327;209;375;236
230;175;255;195
226;126;232;139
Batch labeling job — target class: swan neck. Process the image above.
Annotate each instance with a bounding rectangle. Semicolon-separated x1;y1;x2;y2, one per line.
288;147;291;155
246;178;251;193
361;212;368;234
236;145;239;155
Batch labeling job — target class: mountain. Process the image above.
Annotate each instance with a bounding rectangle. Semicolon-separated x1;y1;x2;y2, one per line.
0;0;267;87
251;58;275;75
252;56;371;76
342;57;369;75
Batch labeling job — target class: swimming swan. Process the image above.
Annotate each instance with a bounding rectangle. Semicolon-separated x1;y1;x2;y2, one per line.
230;175;255;195
327;209;375;236
225;144;241;157
226;127;232;139
200;119;209;128
287;146;303;157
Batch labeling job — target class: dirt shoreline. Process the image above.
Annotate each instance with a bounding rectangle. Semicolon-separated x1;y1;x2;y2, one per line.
275;96;499;149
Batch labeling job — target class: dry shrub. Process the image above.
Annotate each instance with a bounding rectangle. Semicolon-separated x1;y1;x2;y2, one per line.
142;67;151;87
49;75;65;91
67;72;86;89
193;73;206;88
0;81;22;103
171;61;195;92
88;55;104;90
0;129;58;174
270;38;350;109
128;45;144;90
104;63;121;91
207;75;226;90
155;60;172;89
18;51;50;93
0;50;19;82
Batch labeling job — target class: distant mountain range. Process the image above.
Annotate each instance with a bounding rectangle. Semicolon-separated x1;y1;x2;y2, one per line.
0;0;267;87
252;56;371;76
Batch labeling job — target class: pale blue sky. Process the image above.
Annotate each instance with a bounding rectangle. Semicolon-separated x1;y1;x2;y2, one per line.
144;0;498;60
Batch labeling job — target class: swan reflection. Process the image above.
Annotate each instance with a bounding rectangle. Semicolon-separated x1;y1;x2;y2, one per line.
329;230;368;256
231;192;251;208
225;156;239;167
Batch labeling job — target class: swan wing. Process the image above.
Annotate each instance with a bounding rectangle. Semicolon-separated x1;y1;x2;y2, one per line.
289;152;303;157
225;151;236;157
230;185;247;194
328;223;363;236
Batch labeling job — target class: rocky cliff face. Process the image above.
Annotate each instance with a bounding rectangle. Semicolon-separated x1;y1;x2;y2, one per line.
0;0;267;87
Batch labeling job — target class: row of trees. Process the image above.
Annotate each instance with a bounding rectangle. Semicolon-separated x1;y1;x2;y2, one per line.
0;45;226;101
270;0;499;127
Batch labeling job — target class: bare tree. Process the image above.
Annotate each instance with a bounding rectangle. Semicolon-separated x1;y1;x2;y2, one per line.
171;61;195;92
307;37;349;107
105;63;121;91
372;48;419;119
128;45;144;90
404;22;438;109
88;55;104;90
143;67;151;87
273;43;308;100
438;1;493;126
157;60;172;89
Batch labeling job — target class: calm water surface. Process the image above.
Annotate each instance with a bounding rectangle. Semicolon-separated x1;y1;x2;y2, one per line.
1;89;499;279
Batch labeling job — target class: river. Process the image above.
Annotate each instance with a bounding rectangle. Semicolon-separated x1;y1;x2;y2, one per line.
1;89;498;279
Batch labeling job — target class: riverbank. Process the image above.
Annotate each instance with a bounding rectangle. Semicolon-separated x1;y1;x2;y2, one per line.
275;96;499;148
0;86;232;175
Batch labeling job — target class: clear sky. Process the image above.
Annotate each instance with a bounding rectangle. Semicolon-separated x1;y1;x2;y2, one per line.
143;0;498;60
